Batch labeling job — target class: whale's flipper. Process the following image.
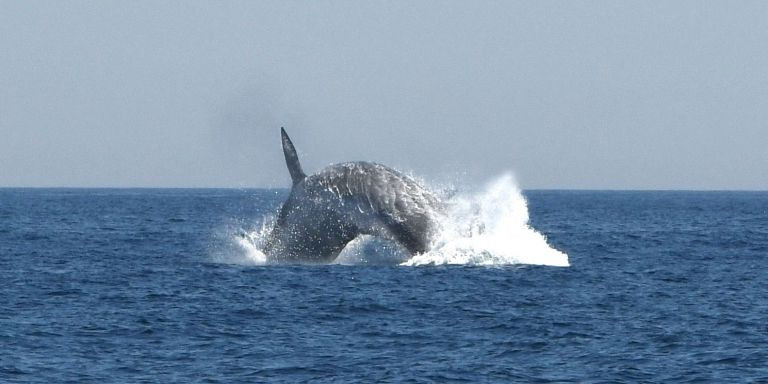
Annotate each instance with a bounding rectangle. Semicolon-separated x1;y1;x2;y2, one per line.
281;127;306;185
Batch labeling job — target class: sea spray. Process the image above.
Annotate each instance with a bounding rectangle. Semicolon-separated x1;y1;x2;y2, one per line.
221;174;568;267
212;219;270;265
403;174;569;266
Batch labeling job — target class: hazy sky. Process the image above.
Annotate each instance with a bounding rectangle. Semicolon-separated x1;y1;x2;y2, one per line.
1;1;766;189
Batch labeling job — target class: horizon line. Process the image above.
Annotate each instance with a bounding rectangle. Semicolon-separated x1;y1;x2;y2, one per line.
1;186;766;193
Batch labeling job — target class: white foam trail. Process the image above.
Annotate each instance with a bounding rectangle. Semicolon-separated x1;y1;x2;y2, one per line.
218;174;568;267
402;174;569;267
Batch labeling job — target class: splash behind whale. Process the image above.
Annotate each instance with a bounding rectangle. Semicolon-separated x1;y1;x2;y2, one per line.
264;128;442;263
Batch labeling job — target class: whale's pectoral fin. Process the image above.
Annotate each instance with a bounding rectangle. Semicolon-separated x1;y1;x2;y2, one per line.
281;127;306;185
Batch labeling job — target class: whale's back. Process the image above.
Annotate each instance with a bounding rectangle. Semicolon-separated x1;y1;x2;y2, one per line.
305;162;442;253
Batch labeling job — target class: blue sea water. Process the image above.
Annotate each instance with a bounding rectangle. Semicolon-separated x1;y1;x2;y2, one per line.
1;188;767;382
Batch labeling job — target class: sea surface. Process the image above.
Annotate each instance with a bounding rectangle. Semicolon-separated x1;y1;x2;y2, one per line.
1;187;767;383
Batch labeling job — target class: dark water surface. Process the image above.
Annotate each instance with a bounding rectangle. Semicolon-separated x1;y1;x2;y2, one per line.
1;189;767;382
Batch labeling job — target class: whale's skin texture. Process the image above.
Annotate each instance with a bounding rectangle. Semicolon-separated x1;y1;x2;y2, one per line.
265;129;442;263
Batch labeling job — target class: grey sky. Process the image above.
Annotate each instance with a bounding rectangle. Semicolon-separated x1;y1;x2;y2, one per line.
1;1;766;189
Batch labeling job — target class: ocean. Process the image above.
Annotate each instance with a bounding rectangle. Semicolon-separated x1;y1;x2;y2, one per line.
1;183;767;382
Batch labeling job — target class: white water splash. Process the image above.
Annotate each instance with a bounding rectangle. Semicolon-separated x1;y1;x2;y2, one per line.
403;174;569;267
211;219;270;265
218;174;568;267
234;230;269;265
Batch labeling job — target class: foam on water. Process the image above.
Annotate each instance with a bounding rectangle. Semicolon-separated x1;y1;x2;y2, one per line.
220;174;568;267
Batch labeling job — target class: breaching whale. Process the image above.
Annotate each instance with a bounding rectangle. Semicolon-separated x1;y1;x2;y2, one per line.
264;128;443;263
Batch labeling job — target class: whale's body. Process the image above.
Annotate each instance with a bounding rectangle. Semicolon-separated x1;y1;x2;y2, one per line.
265;129;442;263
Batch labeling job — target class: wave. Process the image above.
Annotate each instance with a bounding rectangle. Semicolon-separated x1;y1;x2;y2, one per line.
215;174;568;267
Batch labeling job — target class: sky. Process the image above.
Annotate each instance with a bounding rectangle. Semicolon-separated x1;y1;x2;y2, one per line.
1;1;766;189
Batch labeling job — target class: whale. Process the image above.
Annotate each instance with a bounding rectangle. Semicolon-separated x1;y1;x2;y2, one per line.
263;128;443;263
